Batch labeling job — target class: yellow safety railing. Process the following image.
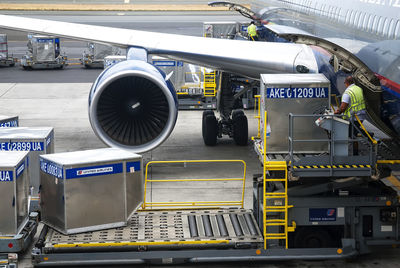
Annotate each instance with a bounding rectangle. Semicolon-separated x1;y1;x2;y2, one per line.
142;160;247;210
262;111;294;249
331;94;340;111
254;95;261;139
203;70;217;97
354;114;378;145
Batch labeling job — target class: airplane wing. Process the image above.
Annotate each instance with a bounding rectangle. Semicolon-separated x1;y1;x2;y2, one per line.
0;14;319;79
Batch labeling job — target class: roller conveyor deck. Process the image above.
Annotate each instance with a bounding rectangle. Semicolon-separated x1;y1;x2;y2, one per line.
41;209;263;253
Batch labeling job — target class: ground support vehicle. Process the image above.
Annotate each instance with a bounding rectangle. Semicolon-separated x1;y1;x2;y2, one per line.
0;213;39;268
81;42;120;68
21;35;67;70
30;107;400;267
150;56;218;110
0;34;16;67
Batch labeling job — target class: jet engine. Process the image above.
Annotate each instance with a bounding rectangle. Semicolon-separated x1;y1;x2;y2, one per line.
88;60;178;153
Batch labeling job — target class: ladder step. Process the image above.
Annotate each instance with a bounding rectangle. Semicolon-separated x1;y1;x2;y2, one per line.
265;237;287;240
265;223;286;226
265;233;286;237
265;179;286;182
265;209;286;212
265;219;285;223
265;206;287;209
265;192;286;196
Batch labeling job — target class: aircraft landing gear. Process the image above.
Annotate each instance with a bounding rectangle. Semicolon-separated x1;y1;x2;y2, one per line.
202;110;218;146
202;109;248;146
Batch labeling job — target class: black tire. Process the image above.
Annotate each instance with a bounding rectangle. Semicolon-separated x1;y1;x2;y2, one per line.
22;65;31;70
233;114;248;146
202;114;218;146
202;110;214;121
293;227;334;248
232;109;244;120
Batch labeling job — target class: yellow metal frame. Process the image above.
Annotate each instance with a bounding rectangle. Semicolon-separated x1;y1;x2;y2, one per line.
331;94;340;110
53;239;230;248
261;111;294;249
203;70;217;97
354;114;378;145
142;160;247;210
253;95;261;139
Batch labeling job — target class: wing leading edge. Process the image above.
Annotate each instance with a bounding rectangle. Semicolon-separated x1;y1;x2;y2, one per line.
0;14;319;79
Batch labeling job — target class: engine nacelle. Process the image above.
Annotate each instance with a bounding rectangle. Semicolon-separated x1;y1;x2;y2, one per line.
89;60;178;153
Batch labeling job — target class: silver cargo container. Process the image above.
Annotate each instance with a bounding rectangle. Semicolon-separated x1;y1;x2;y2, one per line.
0;33;8;58
203;21;239;39
39;148;143;235
0;151;29;236
0;127;54;211
0;115;18;127
260;74;330;153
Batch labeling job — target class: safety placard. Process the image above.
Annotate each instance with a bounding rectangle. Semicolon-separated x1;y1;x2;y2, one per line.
266;87;329;99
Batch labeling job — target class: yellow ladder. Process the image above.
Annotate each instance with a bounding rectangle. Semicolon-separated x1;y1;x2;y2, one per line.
203;71;217;97
263;161;294;249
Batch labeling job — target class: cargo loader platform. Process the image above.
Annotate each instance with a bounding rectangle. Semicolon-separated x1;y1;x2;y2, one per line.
32;209;264;265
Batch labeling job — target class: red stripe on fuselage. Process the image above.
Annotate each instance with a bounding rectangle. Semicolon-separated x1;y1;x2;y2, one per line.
376;74;400;94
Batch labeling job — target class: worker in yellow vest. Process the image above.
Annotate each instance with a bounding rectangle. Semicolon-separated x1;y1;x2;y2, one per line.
335;76;367;155
247;21;258;41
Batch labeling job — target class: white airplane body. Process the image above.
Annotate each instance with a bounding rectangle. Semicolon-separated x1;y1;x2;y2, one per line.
0;0;398;152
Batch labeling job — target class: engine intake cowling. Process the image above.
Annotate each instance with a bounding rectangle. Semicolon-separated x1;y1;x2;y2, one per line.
89;60;178;153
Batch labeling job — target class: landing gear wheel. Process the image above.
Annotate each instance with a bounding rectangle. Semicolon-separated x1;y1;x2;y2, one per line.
202;110;214;121
293;227;334;248
232;109;244;120
232;114;248;146
202;114;218;146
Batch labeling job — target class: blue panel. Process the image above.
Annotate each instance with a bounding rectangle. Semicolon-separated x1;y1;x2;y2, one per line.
0;170;13;182
65;163;123;179
266;87;329;99
309;208;336;221
152;60;176;67
0;142;44;151
36;38;53;43
126;161;141;173
16;162;25;179
0;120;18;127
40;158;63;179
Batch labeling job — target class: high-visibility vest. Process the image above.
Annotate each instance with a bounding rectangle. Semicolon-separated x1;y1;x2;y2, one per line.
344;84;366;119
247;24;258;37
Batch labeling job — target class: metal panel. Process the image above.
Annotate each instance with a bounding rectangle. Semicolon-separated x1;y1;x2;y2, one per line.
0;34;8;59
0;115;18;127
32;36;55;62
92;43;116;61
260;74;330;153
0;127;54;201
203;22;238;39
0;151;29;236
40;148;143;234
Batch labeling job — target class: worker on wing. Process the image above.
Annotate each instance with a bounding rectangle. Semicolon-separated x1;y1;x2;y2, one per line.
334;75;367;154
247;21;259;41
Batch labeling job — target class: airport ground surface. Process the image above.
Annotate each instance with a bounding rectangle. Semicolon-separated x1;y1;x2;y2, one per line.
1;9;400;268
